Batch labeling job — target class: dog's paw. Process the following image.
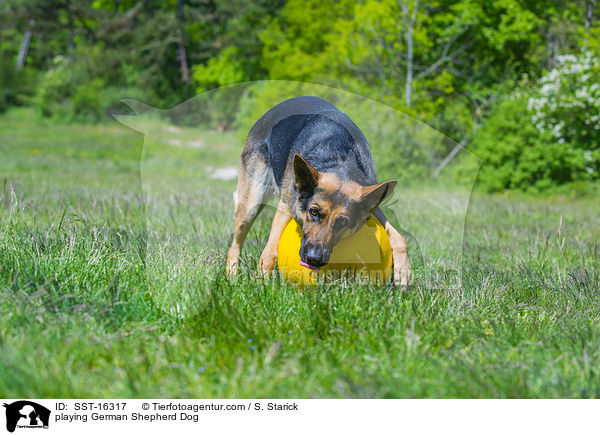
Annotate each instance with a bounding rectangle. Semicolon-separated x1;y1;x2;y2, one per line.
258;258;276;278
258;248;278;278
226;260;239;277
392;262;411;289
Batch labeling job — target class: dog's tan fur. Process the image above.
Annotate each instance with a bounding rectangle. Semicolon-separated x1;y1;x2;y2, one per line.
226;96;411;286
226;153;411;286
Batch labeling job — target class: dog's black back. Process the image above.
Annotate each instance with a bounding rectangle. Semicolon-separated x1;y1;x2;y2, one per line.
247;97;378;187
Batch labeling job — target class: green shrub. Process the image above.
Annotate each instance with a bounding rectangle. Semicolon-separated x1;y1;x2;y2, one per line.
36;49;150;123
0;56;38;112
527;53;600;178
528;54;600;147
36;55;107;122
469;95;590;193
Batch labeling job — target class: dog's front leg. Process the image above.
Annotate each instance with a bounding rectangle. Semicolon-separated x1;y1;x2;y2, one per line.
258;203;291;277
373;209;411;287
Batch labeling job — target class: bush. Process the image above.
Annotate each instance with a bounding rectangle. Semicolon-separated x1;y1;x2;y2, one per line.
470;95;589;193
37;55;108;122
0;56;38;112
36;49;150;123
528;54;600;147
527;53;600;177
467;54;600;193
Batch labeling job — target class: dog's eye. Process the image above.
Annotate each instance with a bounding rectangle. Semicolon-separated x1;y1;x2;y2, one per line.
309;207;319;217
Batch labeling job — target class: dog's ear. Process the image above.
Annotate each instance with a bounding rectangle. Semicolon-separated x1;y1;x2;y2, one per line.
293;154;319;194
361;180;397;211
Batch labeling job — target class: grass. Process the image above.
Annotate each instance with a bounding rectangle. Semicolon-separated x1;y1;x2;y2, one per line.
1;107;599;398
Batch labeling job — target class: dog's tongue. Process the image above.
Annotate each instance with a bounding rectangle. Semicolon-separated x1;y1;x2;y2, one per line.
300;260;321;271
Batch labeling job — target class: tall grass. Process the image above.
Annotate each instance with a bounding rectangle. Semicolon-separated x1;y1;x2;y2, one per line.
0;108;599;398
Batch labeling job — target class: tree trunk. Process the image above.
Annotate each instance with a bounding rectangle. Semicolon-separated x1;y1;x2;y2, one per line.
65;0;76;49
402;0;418;107
586;0;596;33
177;0;190;84
178;43;189;84
405;24;413;107
546;28;558;69
16;20;34;69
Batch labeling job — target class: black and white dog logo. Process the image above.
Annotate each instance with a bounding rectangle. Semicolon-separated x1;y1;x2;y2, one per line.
3;401;50;432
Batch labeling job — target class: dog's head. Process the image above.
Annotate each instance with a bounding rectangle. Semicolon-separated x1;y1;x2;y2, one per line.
292;154;396;270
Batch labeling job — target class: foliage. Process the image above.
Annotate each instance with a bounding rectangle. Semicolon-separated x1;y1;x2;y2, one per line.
256;0;572;139
469;95;591;193
193;47;245;92
467;51;600;193
36;51;148;122
36;55;98;121
1;0;600;189
0;57;38;112
527;53;600;177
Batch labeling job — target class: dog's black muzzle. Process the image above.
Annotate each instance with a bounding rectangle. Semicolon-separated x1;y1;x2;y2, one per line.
299;241;331;270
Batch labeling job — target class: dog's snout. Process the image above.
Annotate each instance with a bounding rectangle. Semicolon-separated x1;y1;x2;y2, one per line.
302;245;330;268
306;246;323;266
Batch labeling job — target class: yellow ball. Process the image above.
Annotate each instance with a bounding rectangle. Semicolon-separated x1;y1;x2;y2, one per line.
277;214;393;286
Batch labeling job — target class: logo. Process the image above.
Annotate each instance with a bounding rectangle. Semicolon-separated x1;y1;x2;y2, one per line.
3;401;50;433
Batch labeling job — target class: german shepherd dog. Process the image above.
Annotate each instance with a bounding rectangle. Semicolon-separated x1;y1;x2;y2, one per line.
226;96;411;286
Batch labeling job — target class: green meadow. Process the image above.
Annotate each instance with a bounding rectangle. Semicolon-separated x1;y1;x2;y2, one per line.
1;107;599;398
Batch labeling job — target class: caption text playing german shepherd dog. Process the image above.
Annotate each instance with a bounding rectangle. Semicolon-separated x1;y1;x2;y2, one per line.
226;96;411;286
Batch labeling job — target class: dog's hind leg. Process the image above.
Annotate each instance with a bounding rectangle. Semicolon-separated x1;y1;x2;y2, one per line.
373;208;411;287
226;159;271;276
